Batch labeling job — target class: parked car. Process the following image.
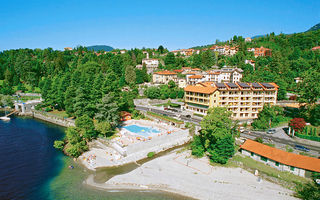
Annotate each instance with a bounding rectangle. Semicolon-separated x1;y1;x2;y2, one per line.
267;129;276;134
239;127;245;133
294;144;310;152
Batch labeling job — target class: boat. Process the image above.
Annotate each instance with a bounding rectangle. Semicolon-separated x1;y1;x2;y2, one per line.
0;116;10;121
0;106;11;121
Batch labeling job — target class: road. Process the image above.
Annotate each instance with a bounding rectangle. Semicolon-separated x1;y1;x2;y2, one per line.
241;131;320;153
135;105;201;124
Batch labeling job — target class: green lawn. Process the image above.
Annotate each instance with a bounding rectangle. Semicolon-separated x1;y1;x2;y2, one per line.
48;110;69;118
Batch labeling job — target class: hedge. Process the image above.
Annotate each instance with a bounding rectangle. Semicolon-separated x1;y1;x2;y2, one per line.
295;133;320;142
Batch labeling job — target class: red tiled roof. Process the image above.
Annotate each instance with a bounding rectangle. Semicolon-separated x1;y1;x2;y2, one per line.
189;75;203;79
241;140;320;173
192;68;201;71
174;69;184;73
184;84;216;94
154;70;177;75
312;46;320;51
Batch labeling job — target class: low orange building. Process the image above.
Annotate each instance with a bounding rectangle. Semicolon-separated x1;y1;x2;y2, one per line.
120;111;132;121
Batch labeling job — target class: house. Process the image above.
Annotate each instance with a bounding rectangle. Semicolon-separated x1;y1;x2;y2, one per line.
245;37;252;42
120;50;127;54
140;58;159;74
187;75;205;85
248;46;272;57
64;47;72;51
171;49;195;56
311;46;320;51
120;111;132;121
152;70;177;84
184;82;278;119
240;139;320;177
245;60;256;69
294;77;302;83
210;45;238;56
178;78;187;88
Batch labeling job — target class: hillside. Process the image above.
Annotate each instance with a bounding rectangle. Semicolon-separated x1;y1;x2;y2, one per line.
86;45;114;52
307;22;320;32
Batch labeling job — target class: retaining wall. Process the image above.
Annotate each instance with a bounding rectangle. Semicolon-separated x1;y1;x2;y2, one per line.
32;110;75;127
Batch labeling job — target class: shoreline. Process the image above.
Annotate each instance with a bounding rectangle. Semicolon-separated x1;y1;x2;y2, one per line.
84;174;197;200
84;150;297;200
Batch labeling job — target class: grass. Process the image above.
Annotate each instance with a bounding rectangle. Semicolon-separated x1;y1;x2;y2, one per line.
19;96;41;101
194;113;204;118
146;111;183;124
229;154;308;189
49;110;69;118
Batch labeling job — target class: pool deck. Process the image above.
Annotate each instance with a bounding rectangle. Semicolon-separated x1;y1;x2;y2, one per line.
79;120;191;170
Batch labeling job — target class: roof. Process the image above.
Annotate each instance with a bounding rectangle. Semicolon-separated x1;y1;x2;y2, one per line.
189;75;203;79
241;140;320;173
154;70;177;75
192;68;201;71
120;111;131;117
312;46;320;50
184;84;216;94
174;69;184;73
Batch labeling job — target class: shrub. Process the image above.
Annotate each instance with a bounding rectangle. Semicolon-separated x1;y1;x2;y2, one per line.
147;152;155;158
191;135;205;157
53;140;65;151
254;137;263;143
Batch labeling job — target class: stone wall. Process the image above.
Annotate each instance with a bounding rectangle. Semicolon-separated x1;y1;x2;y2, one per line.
32;110;75;127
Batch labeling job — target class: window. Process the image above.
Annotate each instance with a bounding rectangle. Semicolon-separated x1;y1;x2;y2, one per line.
275;162;279;167
290;166;295;171
260;156;268;162
251;152;254;156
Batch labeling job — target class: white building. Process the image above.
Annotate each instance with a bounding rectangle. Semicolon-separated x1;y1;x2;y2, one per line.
140;58;159;74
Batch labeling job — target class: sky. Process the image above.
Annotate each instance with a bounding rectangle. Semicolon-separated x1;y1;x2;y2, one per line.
0;0;319;51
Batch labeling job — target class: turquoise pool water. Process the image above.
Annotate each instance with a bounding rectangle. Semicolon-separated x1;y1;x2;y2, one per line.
123;125;160;137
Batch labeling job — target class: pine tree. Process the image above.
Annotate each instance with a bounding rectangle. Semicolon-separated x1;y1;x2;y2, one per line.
95;93;120;126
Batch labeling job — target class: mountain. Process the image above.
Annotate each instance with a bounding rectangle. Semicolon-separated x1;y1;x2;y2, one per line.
251;34;267;39
306;23;320;32
86;45;114;52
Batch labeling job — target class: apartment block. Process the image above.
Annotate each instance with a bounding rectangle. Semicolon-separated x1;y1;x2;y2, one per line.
152;70;177;84
184;82;278;119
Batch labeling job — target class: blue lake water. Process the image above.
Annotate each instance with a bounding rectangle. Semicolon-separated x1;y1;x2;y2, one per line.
0;114;65;200
123;124;160;137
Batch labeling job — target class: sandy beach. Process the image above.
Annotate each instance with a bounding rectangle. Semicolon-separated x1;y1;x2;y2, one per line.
85;151;297;200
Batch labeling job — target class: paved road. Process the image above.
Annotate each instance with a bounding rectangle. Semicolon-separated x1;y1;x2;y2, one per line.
135;105;201;125
241;131;320;153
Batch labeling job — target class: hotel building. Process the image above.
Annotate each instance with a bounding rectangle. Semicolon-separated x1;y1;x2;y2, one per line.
184;82;278;119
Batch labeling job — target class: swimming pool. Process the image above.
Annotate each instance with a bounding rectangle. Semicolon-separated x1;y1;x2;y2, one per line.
123;125;160;138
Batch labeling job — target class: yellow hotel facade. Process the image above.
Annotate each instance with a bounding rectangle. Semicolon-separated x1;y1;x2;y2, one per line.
184;82;278;119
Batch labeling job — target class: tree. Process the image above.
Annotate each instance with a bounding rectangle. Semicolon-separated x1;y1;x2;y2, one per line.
289;118;306;132
94;121;113;137
165;52;175;65
95;93;120;126
125;65;136;85
192;107;236;164
298;69;320;105
252;105;284;130
158;45;164;54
